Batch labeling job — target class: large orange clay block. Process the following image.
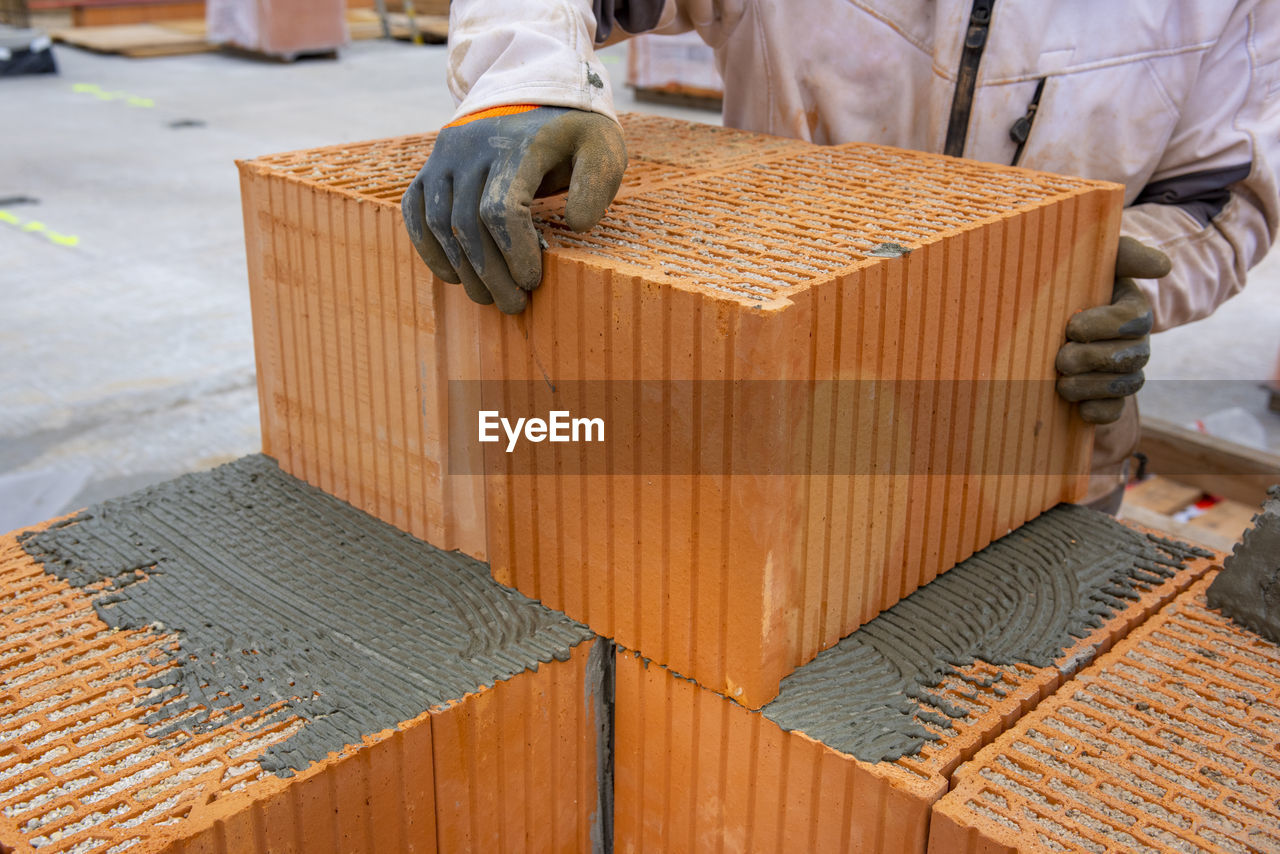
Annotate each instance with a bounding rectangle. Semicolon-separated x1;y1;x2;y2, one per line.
239;115;1122;708
234;117;806;557
614;649;938;854
612;525;1217;854
929;573;1280;854
0;530;602;854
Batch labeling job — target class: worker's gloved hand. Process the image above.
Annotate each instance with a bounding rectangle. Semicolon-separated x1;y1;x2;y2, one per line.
1056;236;1170;424
402;106;627;314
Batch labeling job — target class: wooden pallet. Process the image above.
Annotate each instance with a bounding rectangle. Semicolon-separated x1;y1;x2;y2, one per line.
50;9;419;57
1137;415;1280;506
632;85;723;113
346;8;446;43
52;18;211;55
1119;476;1256;553
1121;415;1280;552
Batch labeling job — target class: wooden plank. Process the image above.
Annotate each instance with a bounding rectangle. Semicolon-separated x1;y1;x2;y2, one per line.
1138;415;1280;507
161;16;206;33
1186;498;1258;547
344;10;446;43
385;12;446;42
52;21;212;55
345;8;384;40
380;0;447;13
1123;476;1203;516
119;37;210;56
1269;354;1280;414
1117;502;1238;554
633;86;724;113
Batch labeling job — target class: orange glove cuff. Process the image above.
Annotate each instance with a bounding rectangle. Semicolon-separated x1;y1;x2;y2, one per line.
443;104;540;130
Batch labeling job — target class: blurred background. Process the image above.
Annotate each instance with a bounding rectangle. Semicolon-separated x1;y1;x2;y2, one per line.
1;3;1277;541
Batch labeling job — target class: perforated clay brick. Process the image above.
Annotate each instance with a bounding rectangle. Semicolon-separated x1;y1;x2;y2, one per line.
929;572;1280;854
0;457;604;854
613;510;1219;853
239;114;1123;708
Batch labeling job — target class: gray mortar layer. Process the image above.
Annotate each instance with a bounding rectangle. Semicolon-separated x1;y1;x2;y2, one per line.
1208;485;1280;643
18;454;595;775
586;638;615;854
762;503;1212;763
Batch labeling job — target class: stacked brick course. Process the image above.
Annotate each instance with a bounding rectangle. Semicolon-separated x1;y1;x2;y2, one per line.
239;115;1121;708
0;459;604;854
13;116;1269;854
612;521;1218;853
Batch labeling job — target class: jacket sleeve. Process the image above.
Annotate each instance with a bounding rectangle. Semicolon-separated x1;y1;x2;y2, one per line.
446;0;681;123
1120;1;1280;333
446;0;742;123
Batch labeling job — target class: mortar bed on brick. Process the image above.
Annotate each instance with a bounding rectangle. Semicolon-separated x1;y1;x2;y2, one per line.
761;505;1214;763
1;530;295;852
613;510;1221;853
1;457;603;854
929;572;1280;854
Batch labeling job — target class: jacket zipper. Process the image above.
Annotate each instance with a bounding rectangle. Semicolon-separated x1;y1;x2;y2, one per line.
943;0;995;158
1009;77;1047;166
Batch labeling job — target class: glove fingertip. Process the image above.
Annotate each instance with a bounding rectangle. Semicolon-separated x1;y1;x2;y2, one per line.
564;147;625;233
1115;311;1153;339
564;188;616;233
504;236;544;291
496;289;529;314
1054;347;1077;376
1116;237;1172;280
515;264;544;292
463;280;495;305
1079;399;1123;425
413;228;463;285
428;260;463;285
1064;313;1092;344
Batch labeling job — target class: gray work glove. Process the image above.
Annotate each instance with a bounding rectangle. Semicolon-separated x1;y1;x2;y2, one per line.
1056;236;1171;424
402;106;627;314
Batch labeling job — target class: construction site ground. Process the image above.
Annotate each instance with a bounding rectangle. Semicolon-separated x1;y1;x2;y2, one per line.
2;37;1279;536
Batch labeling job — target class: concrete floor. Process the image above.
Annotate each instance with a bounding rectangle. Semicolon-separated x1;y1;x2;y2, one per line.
1;38;1277;533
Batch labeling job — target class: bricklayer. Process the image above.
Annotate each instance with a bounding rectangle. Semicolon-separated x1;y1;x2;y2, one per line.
929;572;1280;854
613;518;1219;853
0;462;603;854
239;115;1122;707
